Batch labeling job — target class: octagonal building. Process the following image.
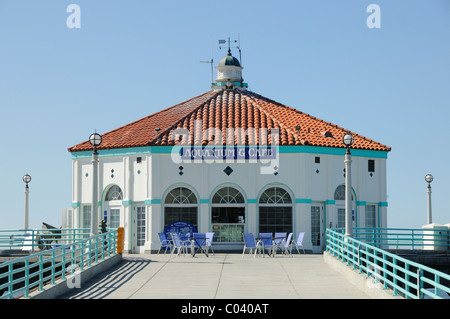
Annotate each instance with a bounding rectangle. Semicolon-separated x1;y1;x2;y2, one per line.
67;50;391;254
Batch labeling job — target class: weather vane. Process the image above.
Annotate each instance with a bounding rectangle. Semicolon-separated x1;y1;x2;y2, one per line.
200;35;242;85
218;35;242;65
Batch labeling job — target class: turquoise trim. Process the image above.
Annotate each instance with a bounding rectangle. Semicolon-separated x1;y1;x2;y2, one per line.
71;145;388;159
71;147;154;159
280;146;388;158
200;199;209;204
145;199;162;205
213;81;248;87
357;201;367;206
295;198;312;204
247;199;257;204
71;202;81;208
122;200;133;206
325;200;335;205
379;202;388;207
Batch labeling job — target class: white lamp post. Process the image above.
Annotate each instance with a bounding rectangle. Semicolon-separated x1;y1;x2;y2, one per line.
89;132;102;236
425;174;433;224
23;174;31;230
343;133;354;237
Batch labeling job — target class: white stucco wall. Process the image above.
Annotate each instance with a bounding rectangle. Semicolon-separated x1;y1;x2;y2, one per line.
70;146;388;253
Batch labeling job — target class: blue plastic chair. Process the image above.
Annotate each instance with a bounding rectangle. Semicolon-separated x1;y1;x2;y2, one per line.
274;232;287;254
259;233;276;257
157;232;173;255
192;233;208;256
242;233;260;258
180;232;191;249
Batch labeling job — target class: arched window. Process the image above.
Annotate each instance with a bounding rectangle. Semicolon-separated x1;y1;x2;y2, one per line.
164;187;198;229
259;187;292;205
165;187;197;205
211;187;245;243
105;185;123;201
334;185;354;229
212;187;244;204
259;187;293;234
334;185;353;201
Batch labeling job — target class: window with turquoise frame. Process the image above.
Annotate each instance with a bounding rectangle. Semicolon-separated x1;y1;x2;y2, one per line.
211;187;245;243
258;187;293;234
82;205;91;229
365;205;376;228
164;187;198;229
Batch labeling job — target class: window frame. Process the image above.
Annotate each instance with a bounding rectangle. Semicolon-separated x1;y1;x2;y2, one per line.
365;204;377;228
163;186;199;230
258;186;293;234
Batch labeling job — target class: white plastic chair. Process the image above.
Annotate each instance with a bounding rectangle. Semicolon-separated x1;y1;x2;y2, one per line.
180;232;191;249
292;232;305;254
205;232;215;256
170;233;186;257
281;232;293;256
274;232;287;254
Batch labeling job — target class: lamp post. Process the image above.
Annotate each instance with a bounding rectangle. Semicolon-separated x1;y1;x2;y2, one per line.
89;132;102;236
23;174;31;229
425;174;433;224
343;133;354;237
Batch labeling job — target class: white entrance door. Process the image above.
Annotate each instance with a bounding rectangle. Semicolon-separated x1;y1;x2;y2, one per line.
109;208;121;228
102;203;121;229
135;205;146;252
311;204;324;253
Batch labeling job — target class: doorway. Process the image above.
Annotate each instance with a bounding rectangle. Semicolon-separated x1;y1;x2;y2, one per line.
311;203;324;253
135;205;146;252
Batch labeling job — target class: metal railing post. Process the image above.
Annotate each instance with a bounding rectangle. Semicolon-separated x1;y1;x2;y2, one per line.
51;250;56;284
80;241;85;270
38;254;43;291
417;269;424;299
24;259;30;298
31;230;36;253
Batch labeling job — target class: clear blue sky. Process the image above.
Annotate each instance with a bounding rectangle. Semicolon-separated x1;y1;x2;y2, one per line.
0;1;449;230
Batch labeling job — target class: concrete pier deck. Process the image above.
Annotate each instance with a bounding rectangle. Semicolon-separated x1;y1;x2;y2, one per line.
60;253;371;299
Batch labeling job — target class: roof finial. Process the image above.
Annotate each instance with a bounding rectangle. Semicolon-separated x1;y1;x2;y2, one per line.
213;36;248;91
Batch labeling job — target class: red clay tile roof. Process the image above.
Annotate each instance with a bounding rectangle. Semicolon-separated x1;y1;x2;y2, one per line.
68;89;391;152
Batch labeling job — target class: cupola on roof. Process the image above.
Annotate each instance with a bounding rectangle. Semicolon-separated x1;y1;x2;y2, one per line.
218;49;241;67
213;49;247;90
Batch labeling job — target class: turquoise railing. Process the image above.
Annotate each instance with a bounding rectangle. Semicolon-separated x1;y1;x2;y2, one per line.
0;228;93;252
0;229;118;299
351;227;450;250
326;228;450;299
